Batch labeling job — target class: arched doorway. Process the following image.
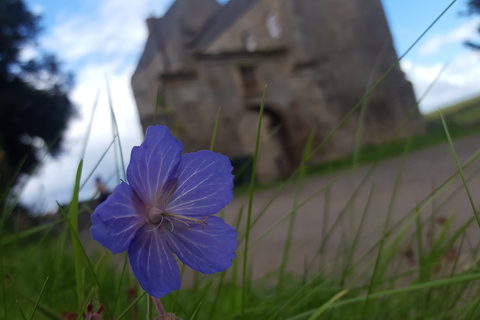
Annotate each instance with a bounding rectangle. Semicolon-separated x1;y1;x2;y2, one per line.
237;106;291;183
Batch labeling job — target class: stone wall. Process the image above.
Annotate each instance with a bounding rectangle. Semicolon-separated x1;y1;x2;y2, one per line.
131;0;424;183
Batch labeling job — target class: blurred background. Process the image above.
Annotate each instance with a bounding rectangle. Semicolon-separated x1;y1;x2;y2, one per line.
1;0;480;216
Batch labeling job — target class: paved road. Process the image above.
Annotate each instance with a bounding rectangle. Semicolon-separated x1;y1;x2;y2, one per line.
223;135;480;279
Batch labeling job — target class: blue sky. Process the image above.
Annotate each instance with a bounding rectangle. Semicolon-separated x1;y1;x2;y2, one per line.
18;0;480;212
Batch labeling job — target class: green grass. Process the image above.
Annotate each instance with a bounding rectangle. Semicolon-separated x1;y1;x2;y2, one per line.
3;0;480;319
424;95;480;122
308;96;480;176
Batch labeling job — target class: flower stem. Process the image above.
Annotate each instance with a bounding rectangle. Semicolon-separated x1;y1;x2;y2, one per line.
152;297;166;316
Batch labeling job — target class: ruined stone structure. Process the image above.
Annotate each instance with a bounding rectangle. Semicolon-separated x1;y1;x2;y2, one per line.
131;0;423;182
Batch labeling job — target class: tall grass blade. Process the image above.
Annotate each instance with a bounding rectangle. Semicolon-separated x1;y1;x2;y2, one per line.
154;88;161;126
307;289;349;320
56;202;112;318
210;107;221;151
112;253;129;317
29;277;49;320
189;301;203;320
80;137;116;190
16;301;28;320
117;291;146;320
69;160;84;309
343;183;375;282
417;61;449;106
306;0;457;163
267;270;325;320
0;237;7;319
80;89;100;159
361;135;410;318
242;86;267;319
277;129;315;291
172;263;186;313
250;169;351;248
0;221;60;246
105;76;126;180
289;273;480;320
440;111;480;228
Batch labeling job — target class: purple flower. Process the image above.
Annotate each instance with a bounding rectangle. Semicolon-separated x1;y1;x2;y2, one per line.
91;125;237;298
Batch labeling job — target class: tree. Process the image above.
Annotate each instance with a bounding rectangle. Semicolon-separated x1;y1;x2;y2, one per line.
0;0;75;210
465;0;480;49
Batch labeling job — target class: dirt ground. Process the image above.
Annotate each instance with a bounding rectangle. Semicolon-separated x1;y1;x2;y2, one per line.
223;135;480;279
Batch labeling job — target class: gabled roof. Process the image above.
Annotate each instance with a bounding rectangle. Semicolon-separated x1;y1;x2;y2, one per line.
133;33;159;76
195;0;261;51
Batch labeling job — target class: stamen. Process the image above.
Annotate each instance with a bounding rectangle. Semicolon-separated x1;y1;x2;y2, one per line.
148;215;164;232
161;212;209;229
148;211;209;232
168;217;190;227
165;217;175;232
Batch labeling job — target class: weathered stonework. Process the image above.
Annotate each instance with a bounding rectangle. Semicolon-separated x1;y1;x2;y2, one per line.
131;0;424;183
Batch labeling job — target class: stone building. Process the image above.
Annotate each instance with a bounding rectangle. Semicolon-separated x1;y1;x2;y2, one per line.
131;0;423;183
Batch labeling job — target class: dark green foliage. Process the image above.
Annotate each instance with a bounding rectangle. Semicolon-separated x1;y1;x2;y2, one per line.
0;0;74;207
465;0;480;49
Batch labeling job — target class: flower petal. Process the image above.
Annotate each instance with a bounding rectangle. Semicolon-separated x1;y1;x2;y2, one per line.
126;125;183;206
165;216;237;274
91;182;144;254
128;225;181;298
166;151;234;216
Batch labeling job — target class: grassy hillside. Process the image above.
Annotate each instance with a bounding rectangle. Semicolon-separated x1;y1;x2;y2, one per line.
308;95;480;175
424;95;480;124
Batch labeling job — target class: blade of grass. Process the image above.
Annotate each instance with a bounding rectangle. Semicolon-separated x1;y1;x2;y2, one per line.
117;291;147;320
267;269;325;320
154;88;162;126
172;263;186;313
440;110;480;228
16;301;28;320
0;220;61;246
208;269;228;318
189;301;203;320
347;145;480;278
210;107;221;151
415;208;428;284
106;76;126;180
307;288;349;320
277;129;315;291
209;207;244;318
242;86;267;319
56;202;112;318
249;167;351;249
361;134;411;318
29;277;49;320
69;160;84;309
80;89;100;159
305;0;458;163
319;175;332;267
7;277;62;320
342;183;375;282
288;272;480;320
80;136;116;190
112;253;129;317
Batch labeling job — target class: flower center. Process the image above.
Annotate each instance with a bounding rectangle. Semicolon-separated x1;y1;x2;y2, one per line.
146;206;208;232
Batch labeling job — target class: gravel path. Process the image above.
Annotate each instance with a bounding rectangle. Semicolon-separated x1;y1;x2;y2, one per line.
223;135;480;279
80;135;480;282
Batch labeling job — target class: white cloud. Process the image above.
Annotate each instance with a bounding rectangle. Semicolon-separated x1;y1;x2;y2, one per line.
401;50;480;113
42;0;173;64
19;0;175;211
30;3;43;16
419;18;480;56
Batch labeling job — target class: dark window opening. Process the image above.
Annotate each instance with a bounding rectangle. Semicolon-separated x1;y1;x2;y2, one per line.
239;65;259;96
